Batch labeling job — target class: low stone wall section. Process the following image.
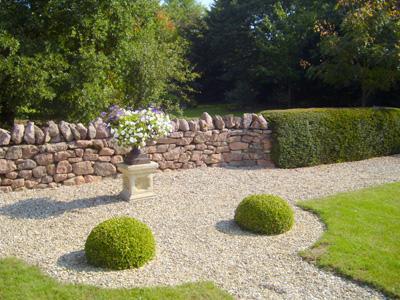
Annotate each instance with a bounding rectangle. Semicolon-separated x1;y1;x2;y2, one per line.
0;113;273;192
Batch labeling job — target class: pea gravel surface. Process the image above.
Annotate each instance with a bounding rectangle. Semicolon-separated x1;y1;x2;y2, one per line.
1;155;400;299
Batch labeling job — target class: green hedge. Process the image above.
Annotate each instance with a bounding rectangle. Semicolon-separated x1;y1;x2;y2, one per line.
262;108;400;168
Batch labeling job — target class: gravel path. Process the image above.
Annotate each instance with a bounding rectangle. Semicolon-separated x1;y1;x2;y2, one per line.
1;155;400;299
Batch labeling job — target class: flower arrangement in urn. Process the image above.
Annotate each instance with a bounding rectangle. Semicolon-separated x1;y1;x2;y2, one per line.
102;105;172;165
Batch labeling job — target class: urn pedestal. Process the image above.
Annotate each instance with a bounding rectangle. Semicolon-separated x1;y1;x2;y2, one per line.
118;162;159;201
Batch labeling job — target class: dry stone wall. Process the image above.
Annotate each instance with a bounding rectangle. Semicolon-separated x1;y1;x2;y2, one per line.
0;113;273;192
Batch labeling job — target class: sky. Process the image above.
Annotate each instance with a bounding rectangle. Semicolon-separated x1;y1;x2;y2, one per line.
199;0;214;7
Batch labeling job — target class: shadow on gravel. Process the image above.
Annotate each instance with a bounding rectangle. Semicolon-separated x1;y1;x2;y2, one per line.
58;250;88;271
58;250;130;273
57;250;106;273
0;195;121;219
215;220;259;237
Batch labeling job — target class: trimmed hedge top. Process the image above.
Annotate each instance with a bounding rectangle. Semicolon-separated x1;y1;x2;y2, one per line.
262;108;400;168
234;194;294;235
85;217;156;270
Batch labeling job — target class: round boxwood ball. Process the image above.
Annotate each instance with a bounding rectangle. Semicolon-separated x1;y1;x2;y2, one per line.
234;194;294;235
85;217;155;270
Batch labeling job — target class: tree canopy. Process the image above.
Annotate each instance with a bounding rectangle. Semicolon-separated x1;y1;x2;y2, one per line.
195;0;399;107
0;0;399;127
309;0;400;106
0;0;195;126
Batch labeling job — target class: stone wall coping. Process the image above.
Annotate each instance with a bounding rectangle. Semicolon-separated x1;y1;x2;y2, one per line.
0;113;268;146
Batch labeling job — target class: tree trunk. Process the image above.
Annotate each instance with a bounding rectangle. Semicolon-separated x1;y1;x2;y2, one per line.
361;88;370;107
287;85;292;108
0;101;16;129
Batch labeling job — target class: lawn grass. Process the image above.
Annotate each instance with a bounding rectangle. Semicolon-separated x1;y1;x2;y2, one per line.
180;104;250;119
0;257;233;300
298;182;400;298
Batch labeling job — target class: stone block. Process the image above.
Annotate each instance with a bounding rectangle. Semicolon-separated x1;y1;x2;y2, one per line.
99;148;115;156
94;162;116;176
56;160;73;174
11;124;25;144
111;155;124;164
35;153;54;165
188;120;199;131
178;119;190;131
83;153;99;161
45;143;68;153
17;159;37;170
54;174;68;182
0;129;11;146
163;147;182;161
194;131;212;144
72;161;94;175
25;180;39;189
0;159;17;174
229;142;249;151
18;170;32;179
33;166;47;178
6;146;22;160
59;121;73;142
47;164;56;175
156;144;169;153
213;115;225;130
54;151;73;162
41;175;54;184
205;154;222;164
84;175;102;183
12;179;25;189
21;145;39;159
201;112;214;129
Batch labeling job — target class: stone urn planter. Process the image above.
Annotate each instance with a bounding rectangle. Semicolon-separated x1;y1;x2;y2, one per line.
103;106;172;201
118;147;159;201
124;147;151;165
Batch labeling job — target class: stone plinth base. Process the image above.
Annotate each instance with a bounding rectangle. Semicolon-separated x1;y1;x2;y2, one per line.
118;162;159;201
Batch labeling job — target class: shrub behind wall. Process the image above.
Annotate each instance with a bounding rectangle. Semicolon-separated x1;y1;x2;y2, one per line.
263;108;400;168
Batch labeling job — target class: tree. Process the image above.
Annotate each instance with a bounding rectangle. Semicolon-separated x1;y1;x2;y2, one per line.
162;0;206;105
309;0;400;106
250;0;326;107
199;0;259;104
0;0;195;127
163;0;206;36
198;0;334;107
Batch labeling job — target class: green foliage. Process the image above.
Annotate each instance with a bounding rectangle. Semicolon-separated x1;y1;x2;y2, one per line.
308;0;400;106
163;0;206;35
263;108;400;168
0;0;196;126
234;194;294;235
197;0;336;106
0;257;233;300
298;182;400;298
191;0;399;108
85;217;156;270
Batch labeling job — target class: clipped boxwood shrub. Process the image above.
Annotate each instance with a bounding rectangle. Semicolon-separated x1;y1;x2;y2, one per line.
263;108;400;168
234;194;294;235
85;217;155;270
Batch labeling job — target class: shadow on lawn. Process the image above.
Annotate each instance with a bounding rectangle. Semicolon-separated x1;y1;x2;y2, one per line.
215;220;259;237
0;195;122;220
